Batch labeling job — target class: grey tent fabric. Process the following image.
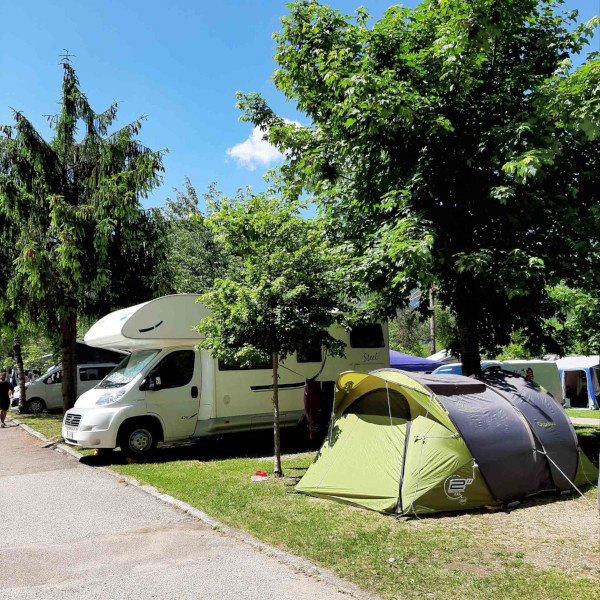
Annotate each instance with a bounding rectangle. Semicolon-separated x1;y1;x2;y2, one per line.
375;369;487;395
482;370;578;491
407;373;487;395
435;386;546;502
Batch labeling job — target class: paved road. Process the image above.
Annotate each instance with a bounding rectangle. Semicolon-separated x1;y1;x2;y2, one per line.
0;424;354;600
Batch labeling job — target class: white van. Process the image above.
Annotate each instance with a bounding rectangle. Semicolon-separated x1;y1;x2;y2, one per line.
62;294;390;457
12;363;119;413
501;360;564;404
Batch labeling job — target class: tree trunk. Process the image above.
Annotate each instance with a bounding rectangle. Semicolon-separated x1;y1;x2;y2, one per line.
13;335;27;410
429;287;436;355
455;298;481;377
272;351;283;477
60;312;78;412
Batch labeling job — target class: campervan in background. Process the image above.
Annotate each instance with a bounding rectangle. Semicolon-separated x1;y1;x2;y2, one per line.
62;294;390;457
556;356;600;410
12;362;120;413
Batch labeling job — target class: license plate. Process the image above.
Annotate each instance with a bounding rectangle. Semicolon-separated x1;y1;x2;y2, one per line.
66;430;74;440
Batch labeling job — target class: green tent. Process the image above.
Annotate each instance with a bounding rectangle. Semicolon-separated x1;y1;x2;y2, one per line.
296;369;598;515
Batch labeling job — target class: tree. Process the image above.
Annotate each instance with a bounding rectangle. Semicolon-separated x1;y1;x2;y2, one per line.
388;308;429;357
237;0;600;375
197;191;346;476
0;55;166;410
163;179;232;293
546;286;600;356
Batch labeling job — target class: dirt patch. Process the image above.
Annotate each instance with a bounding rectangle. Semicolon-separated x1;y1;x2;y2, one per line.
412;491;600;579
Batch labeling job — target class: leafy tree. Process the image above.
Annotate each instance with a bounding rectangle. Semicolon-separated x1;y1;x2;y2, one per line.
163;179;232;293
197;192;346;476
388;308;428;356
237;0;600;375
389;301;457;357
0;55;166;410
546;286;600;356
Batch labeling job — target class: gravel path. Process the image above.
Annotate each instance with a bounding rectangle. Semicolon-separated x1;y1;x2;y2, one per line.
570;417;600;426
0;423;362;600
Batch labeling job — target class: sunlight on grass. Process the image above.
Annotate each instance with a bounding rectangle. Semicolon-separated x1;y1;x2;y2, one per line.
567;409;600;420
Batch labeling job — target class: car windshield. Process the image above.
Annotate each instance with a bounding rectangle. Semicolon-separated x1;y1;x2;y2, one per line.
435;365;461;374
98;350;159;389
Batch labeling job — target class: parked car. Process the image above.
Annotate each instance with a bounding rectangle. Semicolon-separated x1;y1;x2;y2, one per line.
12;362;118;413
432;361;502;375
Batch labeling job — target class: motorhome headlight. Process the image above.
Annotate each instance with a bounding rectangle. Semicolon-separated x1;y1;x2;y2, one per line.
96;389;126;406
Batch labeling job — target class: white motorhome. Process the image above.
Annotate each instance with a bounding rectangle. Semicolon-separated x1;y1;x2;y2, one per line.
62;294;389;457
12;362;119;413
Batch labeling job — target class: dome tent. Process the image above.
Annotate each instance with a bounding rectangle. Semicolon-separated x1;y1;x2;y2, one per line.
296;369;598;514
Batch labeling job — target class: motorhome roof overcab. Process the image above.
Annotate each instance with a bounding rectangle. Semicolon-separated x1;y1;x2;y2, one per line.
62;294;390;458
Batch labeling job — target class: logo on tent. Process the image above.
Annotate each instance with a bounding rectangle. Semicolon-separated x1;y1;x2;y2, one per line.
443;475;474;504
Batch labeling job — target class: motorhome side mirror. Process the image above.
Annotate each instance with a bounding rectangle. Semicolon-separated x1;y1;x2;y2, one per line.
141;370;162;392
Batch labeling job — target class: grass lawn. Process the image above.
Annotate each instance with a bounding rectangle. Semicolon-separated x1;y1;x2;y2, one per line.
566;409;600;420
9;411;600;600
11;411;64;440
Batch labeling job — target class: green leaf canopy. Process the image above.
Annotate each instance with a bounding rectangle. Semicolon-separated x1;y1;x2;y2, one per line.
238;0;600;373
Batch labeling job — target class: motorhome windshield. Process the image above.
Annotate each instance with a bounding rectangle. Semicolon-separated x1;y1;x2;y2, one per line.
98;350;159;389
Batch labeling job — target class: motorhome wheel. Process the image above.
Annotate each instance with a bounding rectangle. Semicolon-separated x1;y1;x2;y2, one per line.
119;422;158;458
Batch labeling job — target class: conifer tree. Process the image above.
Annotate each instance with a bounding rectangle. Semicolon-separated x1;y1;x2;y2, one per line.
0;55;166;410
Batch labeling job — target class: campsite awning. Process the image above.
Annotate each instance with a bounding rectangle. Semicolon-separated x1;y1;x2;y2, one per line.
389;350;445;373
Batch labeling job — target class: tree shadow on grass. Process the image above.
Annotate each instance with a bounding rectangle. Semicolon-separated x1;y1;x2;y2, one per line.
79;425;322;468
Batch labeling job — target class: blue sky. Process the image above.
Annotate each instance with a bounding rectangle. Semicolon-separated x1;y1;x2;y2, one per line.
1;1;597;209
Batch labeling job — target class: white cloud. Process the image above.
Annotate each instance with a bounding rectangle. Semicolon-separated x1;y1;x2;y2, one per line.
226;120;301;171
226;126;281;171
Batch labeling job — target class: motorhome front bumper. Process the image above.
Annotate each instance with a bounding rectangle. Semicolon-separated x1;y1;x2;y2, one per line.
62;408;121;448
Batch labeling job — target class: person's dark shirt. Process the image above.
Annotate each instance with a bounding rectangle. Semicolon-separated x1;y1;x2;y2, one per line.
0;381;13;401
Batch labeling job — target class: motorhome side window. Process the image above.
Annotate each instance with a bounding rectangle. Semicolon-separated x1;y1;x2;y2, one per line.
218;358;271;371
297;341;323;363
350;324;385;348
44;370;62;384
153;351;195;388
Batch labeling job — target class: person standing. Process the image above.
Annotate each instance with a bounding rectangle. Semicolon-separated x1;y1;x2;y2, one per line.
0;372;13;428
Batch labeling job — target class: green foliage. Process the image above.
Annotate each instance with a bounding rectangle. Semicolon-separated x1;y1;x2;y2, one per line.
0;57;166;315
388;308;429;357
237;0;600;373
163;179;232;293
546;286;600;355
0;56;168;409
197;191;347;365
389;302;457;357
494;331;539;361
434;304;457;351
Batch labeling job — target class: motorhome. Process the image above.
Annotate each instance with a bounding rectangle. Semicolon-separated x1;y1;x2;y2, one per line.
62;294;390;457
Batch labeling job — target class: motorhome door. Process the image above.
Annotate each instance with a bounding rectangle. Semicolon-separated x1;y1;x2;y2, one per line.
144;349;201;441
